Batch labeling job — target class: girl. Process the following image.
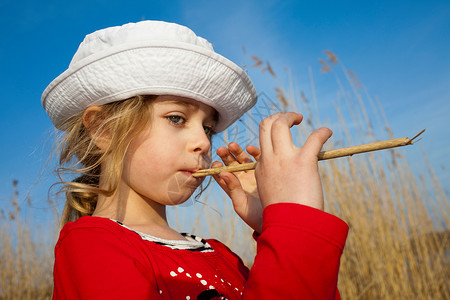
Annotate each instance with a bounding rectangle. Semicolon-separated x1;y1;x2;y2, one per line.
43;21;348;299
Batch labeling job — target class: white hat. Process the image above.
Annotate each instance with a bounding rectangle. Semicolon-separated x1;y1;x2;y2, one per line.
41;20;257;132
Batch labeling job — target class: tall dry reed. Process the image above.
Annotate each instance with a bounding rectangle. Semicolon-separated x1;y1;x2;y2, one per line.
171;51;449;299
0;181;56;299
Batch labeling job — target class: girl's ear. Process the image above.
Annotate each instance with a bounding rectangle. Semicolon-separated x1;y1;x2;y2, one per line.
82;106;110;150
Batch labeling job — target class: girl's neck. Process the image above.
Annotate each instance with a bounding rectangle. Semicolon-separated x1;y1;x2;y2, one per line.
93;181;185;240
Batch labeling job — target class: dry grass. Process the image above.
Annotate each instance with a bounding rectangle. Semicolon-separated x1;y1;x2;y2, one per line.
1;51;448;299
0;182;56;299
323;145;449;298
0;218;55;299
173;51;449;299
307;52;448;299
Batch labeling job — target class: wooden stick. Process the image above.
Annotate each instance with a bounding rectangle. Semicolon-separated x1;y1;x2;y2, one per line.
192;130;425;177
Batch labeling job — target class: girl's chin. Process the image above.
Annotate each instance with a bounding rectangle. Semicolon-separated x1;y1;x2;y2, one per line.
165;190;196;206
163;173;202;204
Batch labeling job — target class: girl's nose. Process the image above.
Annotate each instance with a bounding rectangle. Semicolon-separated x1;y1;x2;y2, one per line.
191;127;211;154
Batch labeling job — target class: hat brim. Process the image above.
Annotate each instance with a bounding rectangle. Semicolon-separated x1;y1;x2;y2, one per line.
42;40;257;132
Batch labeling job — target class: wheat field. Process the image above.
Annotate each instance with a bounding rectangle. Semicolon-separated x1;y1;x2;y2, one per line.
1;51;448;299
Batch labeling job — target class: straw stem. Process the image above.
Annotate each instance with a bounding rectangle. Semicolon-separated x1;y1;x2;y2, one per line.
192;130;424;177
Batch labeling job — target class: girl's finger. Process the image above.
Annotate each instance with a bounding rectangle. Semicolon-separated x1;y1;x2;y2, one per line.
228;143;254;164
216;147;239;166
211;162;231;193
218;172;247;207
210;161;223;168
258;113;280;154
271;112;303;153
301;127;333;160
246;145;261;161
212;173;229;193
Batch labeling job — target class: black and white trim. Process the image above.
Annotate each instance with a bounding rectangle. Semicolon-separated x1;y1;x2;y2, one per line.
113;220;214;252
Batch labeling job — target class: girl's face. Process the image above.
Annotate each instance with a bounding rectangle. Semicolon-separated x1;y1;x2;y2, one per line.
120;95;217;206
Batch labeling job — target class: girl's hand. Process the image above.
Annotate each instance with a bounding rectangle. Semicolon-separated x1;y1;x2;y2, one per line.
256;113;332;210
212;143;263;233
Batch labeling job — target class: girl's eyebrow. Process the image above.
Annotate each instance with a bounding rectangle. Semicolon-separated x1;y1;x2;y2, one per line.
159;99;218;125
162;100;191;107
158;100;193;111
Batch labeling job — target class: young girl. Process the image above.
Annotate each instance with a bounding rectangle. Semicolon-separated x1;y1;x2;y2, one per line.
42;20;348;299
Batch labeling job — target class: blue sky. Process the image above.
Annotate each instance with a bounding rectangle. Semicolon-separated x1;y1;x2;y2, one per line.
0;0;448;221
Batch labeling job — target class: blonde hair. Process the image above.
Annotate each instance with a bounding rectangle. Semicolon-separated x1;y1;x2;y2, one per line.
55;95;157;227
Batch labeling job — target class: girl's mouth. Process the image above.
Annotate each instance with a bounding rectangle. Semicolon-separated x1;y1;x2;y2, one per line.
181;166;203;175
180;168;204;179
181;170;194;176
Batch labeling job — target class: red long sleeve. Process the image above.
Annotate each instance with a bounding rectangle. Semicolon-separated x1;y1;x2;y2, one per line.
244;203;349;299
53;203;348;299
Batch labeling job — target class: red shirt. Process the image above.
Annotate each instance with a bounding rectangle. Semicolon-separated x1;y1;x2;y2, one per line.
53;203;348;299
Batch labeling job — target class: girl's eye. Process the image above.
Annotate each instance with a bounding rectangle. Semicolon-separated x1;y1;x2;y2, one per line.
167;115;185;125
203;126;216;137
